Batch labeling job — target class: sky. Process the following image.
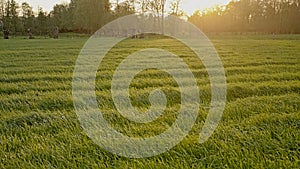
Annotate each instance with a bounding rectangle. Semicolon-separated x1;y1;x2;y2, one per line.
167;0;231;15
17;0;232;16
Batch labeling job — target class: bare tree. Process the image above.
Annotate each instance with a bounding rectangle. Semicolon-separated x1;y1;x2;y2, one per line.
169;0;182;16
161;0;166;34
148;0;166;33
136;0;150;15
0;0;4;19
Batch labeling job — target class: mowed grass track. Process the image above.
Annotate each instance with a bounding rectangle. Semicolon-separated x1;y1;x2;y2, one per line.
0;35;299;168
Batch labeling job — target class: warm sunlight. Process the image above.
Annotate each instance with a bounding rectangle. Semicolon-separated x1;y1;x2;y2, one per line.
1;0;299;167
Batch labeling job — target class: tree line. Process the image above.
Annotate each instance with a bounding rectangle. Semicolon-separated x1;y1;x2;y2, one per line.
0;0;111;36
0;0;299;37
189;0;300;34
0;0;168;36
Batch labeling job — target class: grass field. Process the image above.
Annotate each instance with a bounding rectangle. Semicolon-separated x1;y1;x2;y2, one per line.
0;34;299;168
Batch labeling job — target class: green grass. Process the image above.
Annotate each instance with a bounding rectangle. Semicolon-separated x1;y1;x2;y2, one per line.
0;34;299;168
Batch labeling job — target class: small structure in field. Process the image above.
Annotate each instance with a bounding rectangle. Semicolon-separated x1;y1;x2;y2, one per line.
3;27;9;39
53;26;59;39
28;29;34;39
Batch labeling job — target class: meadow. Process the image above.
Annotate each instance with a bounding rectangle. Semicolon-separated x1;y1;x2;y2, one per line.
0;34;299;168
